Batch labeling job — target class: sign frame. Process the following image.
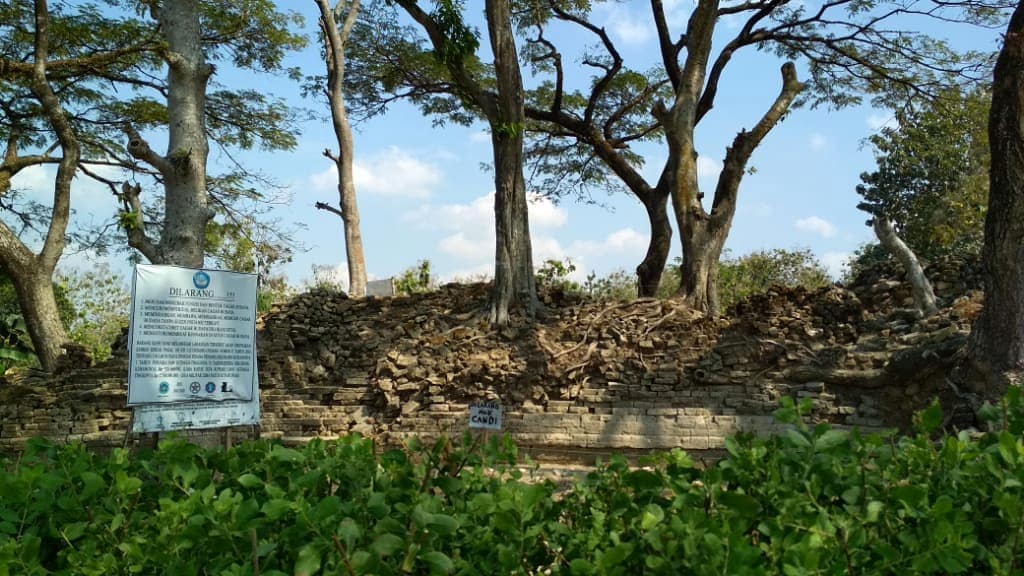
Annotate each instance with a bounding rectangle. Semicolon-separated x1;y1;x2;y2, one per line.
126;264;258;406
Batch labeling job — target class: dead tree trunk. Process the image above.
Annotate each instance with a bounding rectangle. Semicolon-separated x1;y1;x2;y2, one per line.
873;217;939;317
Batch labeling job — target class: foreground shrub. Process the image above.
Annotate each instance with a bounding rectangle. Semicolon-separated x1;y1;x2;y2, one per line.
2;393;1024;574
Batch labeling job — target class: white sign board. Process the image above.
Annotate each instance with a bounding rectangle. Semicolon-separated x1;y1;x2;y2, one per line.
133;373;260;433
366;278;395;297
127;265;257;406
469;402;503;430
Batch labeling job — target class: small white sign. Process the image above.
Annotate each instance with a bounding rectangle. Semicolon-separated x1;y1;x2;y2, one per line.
127;265;257;406
366;278;395;297
469;401;503;430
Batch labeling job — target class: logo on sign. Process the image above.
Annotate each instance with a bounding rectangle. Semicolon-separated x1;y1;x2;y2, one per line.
193;271;211;289
205;381;216;393
158;381;170;395
189;381;201;394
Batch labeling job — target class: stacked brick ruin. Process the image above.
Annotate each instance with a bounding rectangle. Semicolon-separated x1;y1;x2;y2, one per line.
0;257;983;460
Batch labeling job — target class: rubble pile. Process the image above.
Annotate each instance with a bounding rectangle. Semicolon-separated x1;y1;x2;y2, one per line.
0;257;985;458
848;254;982;310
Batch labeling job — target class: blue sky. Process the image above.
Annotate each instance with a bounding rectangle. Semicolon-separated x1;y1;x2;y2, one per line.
12;0;1005;288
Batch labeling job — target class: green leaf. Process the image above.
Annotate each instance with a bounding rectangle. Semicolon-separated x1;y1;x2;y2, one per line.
426;513;459;536
784;429;812;449
313;496;341;522
977;402;1001;423
717;491;762;518
261;499;292;520
270;445;305;463
371;533;404;557
645;554;667;570
421;550;454;574
366;492;389;518
79;471;105;499
599;543;634;569
294;543;322;576
814;429;848;451
866;501;884;523
351;551;372;572
236;473;262;488
916;400;943;434
999;432;1019;465
841;486;862;505
62;521;87;542
339;517;361;548
570;558;595;575
640;503;664;531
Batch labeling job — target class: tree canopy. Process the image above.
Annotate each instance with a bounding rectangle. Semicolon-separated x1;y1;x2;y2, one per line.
857;87;990;259
341;0;1011;308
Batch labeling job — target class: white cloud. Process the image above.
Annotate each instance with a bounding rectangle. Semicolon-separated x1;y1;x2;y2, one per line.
697;155;721;183
595;3;656;44
795;216;837;238
469;130;490;144
662;0;694;27
529;196;569;229
10;164;50;192
820;251;851;280
867;113;897;131
405;193;569;274
404;195;646;284
439;232;490;261
609;16;652;44
533;236;568;263
310;146;442;198
810;133;827;151
404;193;568;232
569;227;648;258
12;163;122;207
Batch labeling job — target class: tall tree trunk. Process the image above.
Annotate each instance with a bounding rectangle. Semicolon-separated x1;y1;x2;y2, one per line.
0;0;79;371
487;0;535;324
967;0;1024;387
316;0;367;298
7;266;67;368
394;0;536;322
159;0;210;268
873;217;938;317
678;218;728;313
126;0;212;267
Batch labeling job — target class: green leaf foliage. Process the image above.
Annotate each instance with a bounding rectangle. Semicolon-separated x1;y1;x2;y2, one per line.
6;397;1024;574
660;248;831;309
857;87;990;259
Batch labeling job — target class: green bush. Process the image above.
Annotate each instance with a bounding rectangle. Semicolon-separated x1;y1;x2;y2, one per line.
4;394;1024;574
581;269;636;302
660;248;831;309
395;260;434;296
